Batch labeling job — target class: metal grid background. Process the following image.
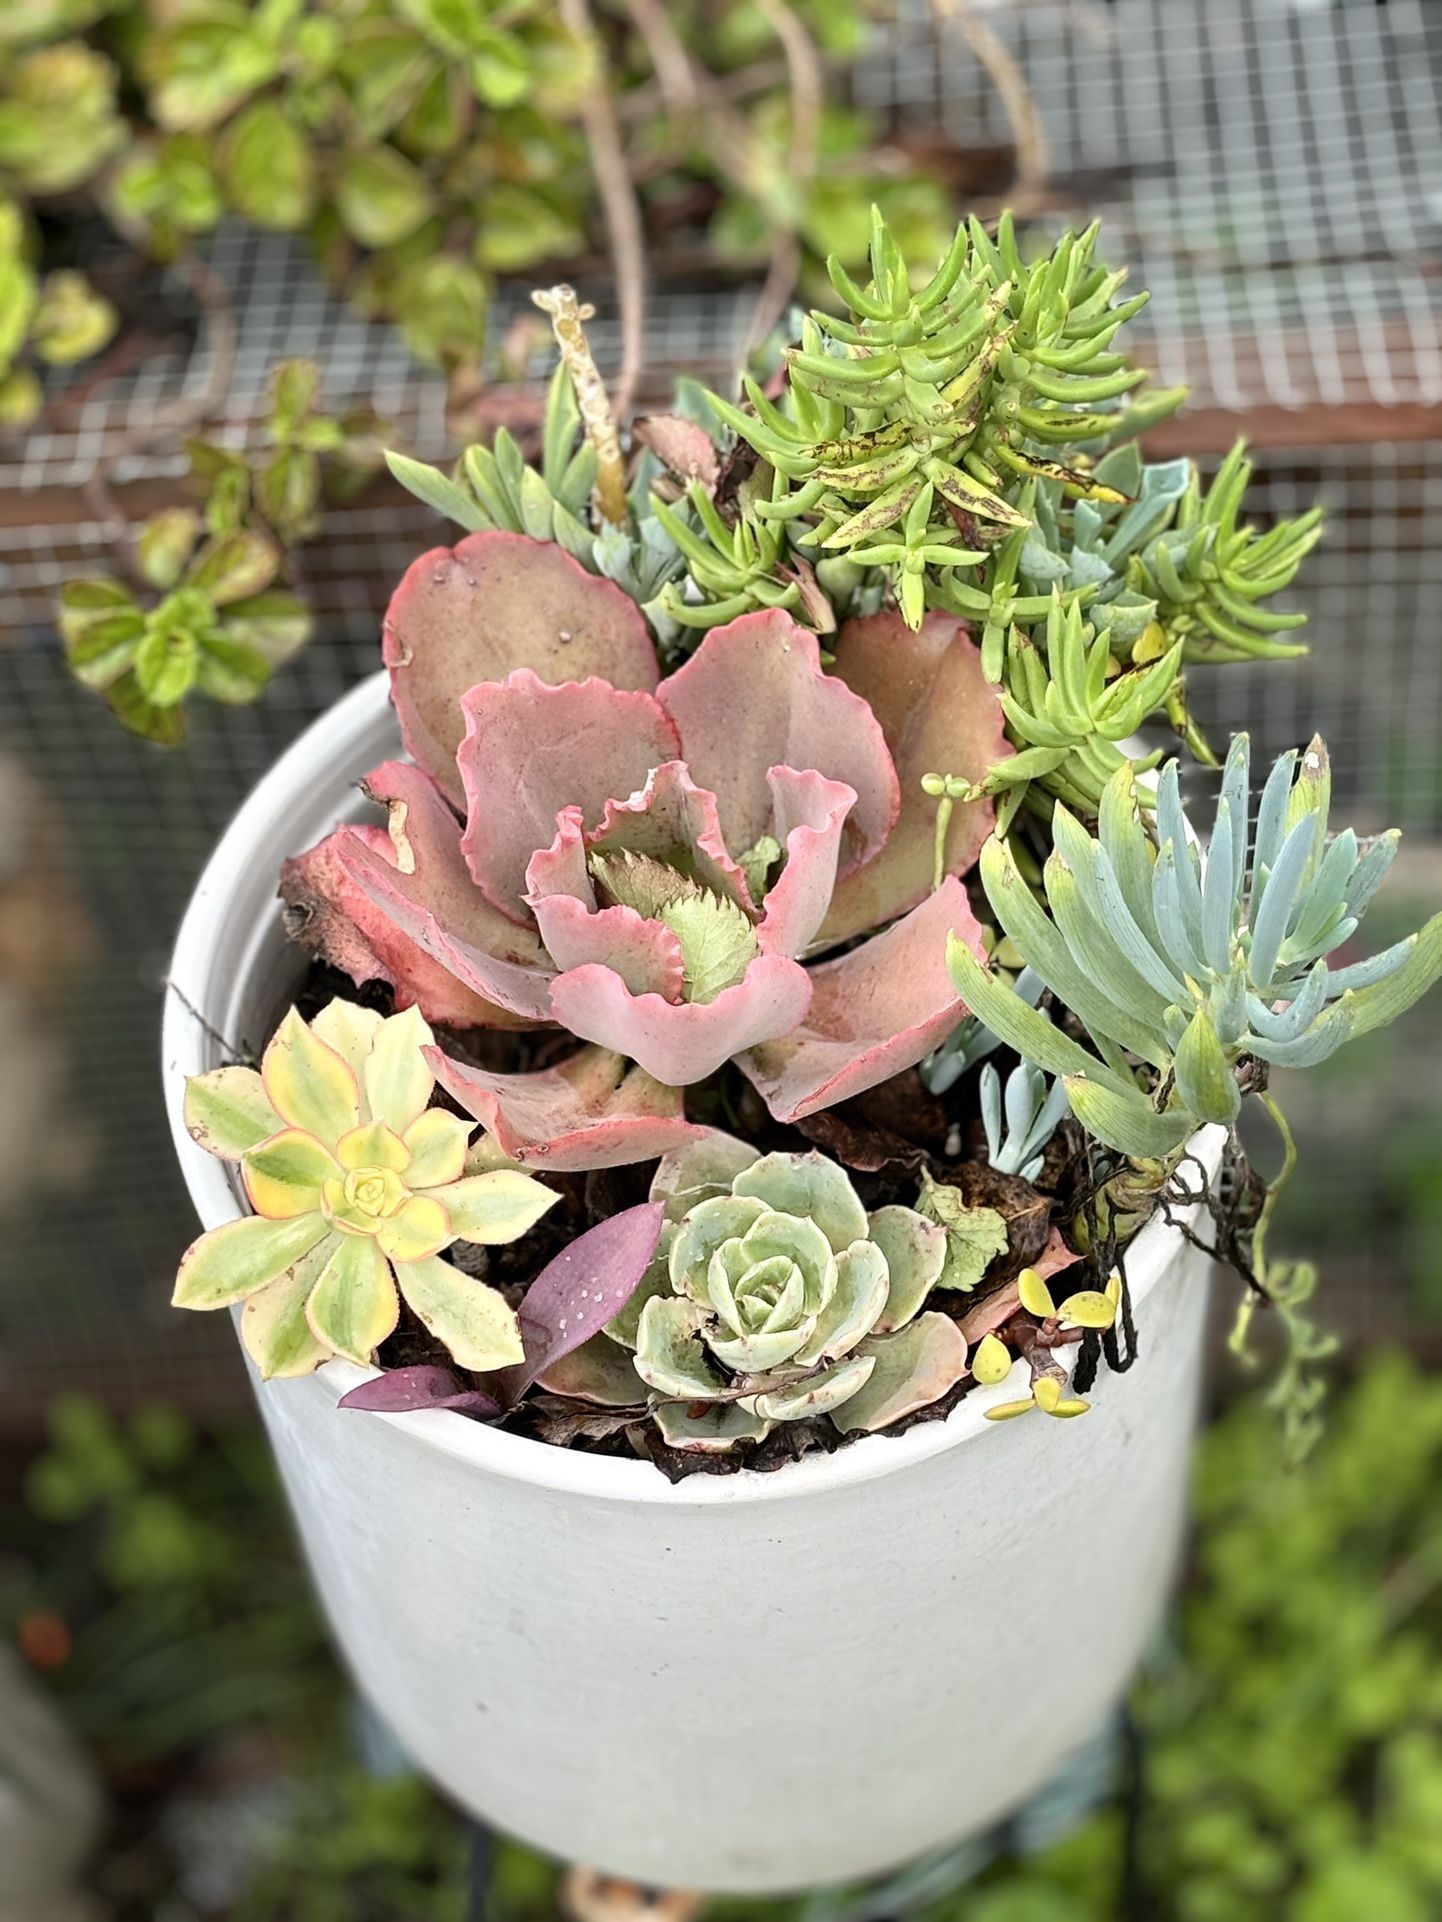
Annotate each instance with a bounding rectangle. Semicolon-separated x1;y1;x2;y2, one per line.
864;0;1442;417
3;0;1441;1422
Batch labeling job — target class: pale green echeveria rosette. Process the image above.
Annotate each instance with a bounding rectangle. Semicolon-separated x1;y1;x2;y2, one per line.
174;998;558;1380
552;1133;967;1455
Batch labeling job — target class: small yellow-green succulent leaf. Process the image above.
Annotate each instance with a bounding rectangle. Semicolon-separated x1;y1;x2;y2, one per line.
242;1128;338;1219
443;1170;559;1244
364;1005;436;1134
240;1241;334;1379
262;1006;361;1145
305;1234;398;1364
394;1254;525;1372
174;1212;332;1310
972;1331;1013;1384
1058;1288;1118;1331
1033;1375;1090;1418
1017;1267;1058;1319
983;1397;1036;1422
336;1120;410;1172
403;1108;473;1189
183;1064;279;1160
374;1194;451;1263
310;998;385;1077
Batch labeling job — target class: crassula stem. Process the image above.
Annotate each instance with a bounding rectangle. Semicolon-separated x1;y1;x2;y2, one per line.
532;284;628;526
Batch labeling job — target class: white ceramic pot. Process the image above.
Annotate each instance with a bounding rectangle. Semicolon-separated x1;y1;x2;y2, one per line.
163;672;1220;1896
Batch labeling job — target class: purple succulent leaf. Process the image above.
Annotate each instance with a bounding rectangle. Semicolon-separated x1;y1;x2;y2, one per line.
338;1365;502;1418
383;530;660;806
494;1202;665;1405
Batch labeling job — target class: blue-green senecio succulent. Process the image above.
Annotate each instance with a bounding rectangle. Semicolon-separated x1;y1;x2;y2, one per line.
947;736;1442;1158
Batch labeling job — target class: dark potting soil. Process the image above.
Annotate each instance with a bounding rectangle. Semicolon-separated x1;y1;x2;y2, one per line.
286;957;1110;1480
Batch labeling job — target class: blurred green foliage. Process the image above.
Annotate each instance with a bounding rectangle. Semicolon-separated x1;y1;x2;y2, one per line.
58;356;384;740
5;1353;1442;1918
1;0;953;380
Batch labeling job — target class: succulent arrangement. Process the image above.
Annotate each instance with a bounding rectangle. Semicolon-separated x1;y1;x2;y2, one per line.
168;209;1440;1469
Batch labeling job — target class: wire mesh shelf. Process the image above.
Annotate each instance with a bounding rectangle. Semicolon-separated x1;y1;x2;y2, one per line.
865;0;1442;419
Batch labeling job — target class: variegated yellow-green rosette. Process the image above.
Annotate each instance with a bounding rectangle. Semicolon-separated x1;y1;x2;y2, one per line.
175;997;558;1379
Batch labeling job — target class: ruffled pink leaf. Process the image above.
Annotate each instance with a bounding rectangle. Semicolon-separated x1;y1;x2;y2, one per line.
549;953;813;1087
338;1365;501;1418
656;610;900;878
384;530;659;805
525;805;687;1000
736;877;987;1121
533;895;687;1001
822;612;1009;945
492;1202;665;1405
426;1043;705;1170
457;671;680;920
755;766;856;959
587;761;754;911
281;764;545;1029
329;760;556;1023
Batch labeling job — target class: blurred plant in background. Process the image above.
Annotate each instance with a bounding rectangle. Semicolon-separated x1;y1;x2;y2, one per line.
55;357;383;740
0;0;954;382
7;1356;1441;1919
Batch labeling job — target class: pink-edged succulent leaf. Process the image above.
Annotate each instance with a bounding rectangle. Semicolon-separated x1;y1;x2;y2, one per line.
656;609;900;877
425;1043;704;1169
822;612;1008;944
736;876;986;1121
384;530;659;806
338;1365;501;1418
282;829;512;1030
457;672;680;918
1035;1228;1083;1283
632;415;721;489
283;759;552;1027
548;952;813;1087
755;767;856;959
492;1202;665;1405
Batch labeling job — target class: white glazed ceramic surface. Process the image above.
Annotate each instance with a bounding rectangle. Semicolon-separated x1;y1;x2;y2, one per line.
163;673;1219;1894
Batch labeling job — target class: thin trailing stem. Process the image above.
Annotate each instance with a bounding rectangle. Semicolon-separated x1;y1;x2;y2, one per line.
931;0;1049;190
559;0;647;422
742;0;824;354
1251;1087;1297;1284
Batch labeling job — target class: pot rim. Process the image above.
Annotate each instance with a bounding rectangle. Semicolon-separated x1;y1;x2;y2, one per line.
163;669;1223;1509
